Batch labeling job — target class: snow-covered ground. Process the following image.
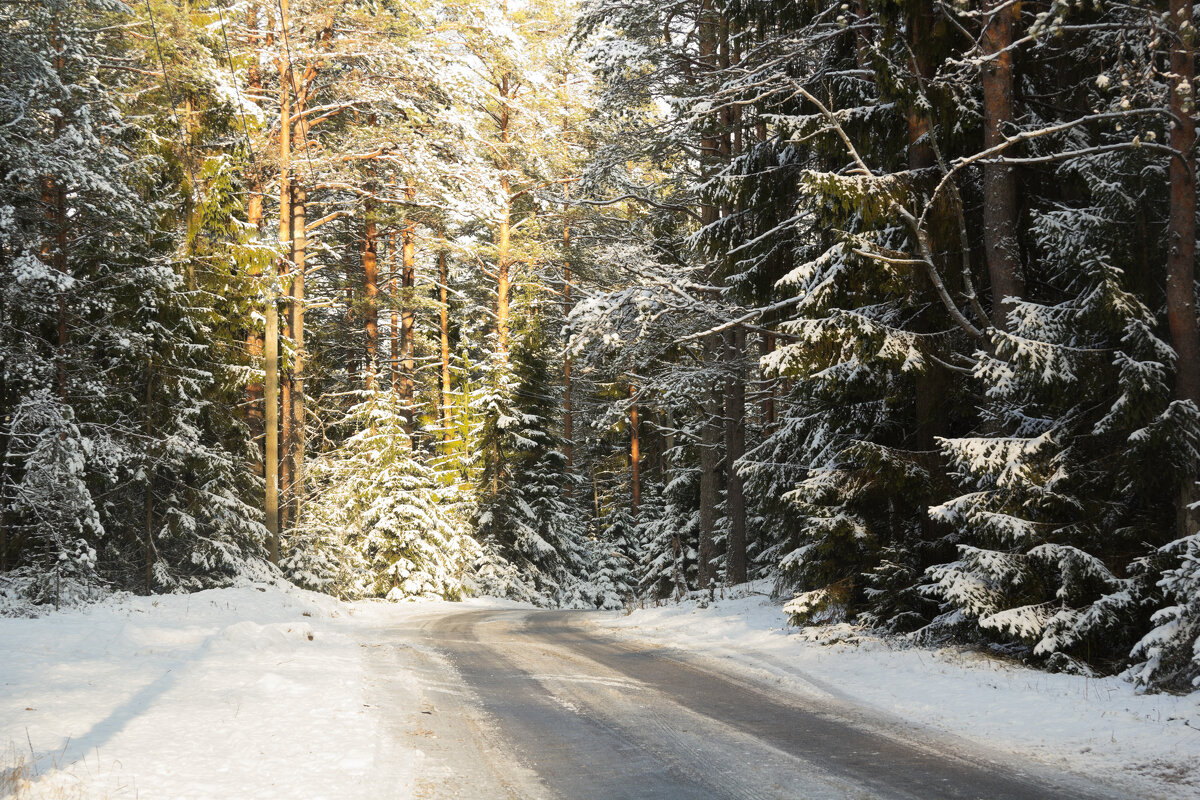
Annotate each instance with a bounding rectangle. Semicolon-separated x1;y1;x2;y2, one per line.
592;583;1200;799
0;584;421;800
6;583;1200;799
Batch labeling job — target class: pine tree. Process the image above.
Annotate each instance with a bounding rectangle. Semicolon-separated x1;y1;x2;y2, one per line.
291;391;471;600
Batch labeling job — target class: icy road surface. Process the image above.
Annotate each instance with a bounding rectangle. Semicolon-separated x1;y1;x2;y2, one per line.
367;607;1131;800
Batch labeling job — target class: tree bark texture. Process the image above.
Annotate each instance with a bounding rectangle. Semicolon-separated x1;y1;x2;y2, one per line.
981;0;1024;330
363;214;379;390
1167;0;1200;537
630;383;641;516
288;180;306;523
401;189;417;437
438;232;452;443
563;212;575;478
696;0;721;590
724;327;747;585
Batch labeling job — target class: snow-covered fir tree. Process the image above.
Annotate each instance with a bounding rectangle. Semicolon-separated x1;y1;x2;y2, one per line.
290;391;473;600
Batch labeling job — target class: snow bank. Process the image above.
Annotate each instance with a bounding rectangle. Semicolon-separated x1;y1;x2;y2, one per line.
594;583;1200;799
0;583;417;799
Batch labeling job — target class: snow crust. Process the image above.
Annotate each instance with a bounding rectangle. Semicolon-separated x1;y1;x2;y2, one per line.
0;584;420;799
594;582;1200;799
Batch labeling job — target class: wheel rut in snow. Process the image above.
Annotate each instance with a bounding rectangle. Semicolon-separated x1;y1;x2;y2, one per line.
419;609;1130;800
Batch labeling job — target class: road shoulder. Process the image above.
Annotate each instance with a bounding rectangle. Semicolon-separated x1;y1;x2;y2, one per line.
588;587;1200;800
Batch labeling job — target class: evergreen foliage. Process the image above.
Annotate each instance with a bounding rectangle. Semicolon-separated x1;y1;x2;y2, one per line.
5;0;1200;698
290;392;471;600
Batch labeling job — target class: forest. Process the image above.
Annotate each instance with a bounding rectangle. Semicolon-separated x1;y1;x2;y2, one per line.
4;0;1200;694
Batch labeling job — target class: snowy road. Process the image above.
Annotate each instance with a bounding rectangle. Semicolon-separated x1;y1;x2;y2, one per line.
365;608;1130;800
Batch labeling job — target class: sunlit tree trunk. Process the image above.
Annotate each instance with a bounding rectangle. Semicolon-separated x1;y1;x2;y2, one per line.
246;184;265;475
244;6;265;478
265;14;291;563
288;178;306;524
401;187;417;437
563;207;574;479
630;383;640;515
363;211;379;390
496;76;513;360
390;234;400;395
438;231;451;444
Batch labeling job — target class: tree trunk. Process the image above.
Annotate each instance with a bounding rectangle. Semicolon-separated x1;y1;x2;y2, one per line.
696;0;720;590
981;0;1024;330
438;232;452;444
364;213;379;390
630;383;640;516
497;77;513;360
46;19;69;402
265;246;281;563
698;337;722;589
1168;0;1200;405
907;0;946;452
41;179;68;400
401;189;417;437
244;7;265;478
1167;0;1200;536
288;180;306;524
144;366;155;594
760;331;776;429
724;327;747;585
246;184;265;476
497;177;512;360
563;210;574;478
0;368;8;571
279;317;292;533
718;14;748;583
390;234;401;395
265;35;290;564
906;0;935;172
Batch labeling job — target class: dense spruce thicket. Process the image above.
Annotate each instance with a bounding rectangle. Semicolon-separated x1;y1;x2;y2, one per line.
4;0;1200;692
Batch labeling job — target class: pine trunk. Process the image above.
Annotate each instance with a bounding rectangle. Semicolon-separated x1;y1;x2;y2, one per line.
497;178;511;360
41;178;68;400
245;7;265;476
288;180;306;523
630;384;640;516
438;233;452;444
1167;0;1200;537
981;0;1024;329
279;346;292;533
401;189;417;437
363;214;379;390
907;0;946;452
563;210;574;477
265;39;290;563
696;0;720;590
391;234;400;394
760;331;776;429
246;184;265;476
497;80;512;360
144;368;155;594
698;340;722;590
720;16;747;584
724;327;747;585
